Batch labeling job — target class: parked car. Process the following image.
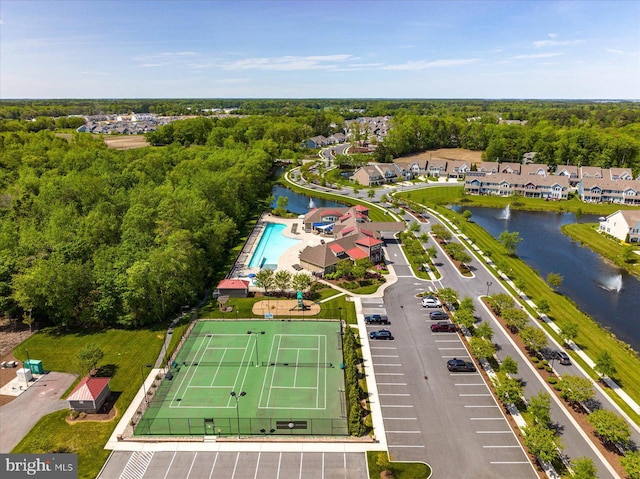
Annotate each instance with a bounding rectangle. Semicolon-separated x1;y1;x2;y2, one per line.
447;358;476;372
552;349;571;365
429;310;449;320
431;322;456;332
422;296;442;308
365;314;390;325
370;329;394;340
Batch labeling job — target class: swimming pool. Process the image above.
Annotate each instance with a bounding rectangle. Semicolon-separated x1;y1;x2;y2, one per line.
248;223;300;269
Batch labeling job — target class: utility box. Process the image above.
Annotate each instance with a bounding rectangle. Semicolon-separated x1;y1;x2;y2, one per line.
24;359;43;374
16;368;33;384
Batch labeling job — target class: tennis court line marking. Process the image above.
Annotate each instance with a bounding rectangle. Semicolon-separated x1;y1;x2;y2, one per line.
171;334;211;406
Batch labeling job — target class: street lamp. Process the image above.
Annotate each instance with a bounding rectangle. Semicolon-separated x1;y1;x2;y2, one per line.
140;364;152;403
486;281;493;297
247;331;265;366
230;391;246;438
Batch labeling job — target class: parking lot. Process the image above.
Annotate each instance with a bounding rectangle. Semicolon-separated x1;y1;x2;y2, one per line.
99;450;368;479
361;294;536;478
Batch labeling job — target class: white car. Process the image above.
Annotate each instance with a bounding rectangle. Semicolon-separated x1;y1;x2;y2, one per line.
422;296;442;308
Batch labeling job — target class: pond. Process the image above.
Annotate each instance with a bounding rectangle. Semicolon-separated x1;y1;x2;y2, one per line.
461;205;640;353
271;185;346;215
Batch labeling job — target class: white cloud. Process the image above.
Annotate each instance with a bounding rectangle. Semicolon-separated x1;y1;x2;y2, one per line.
533;39;583;48
221;54;357;71
605;48;625;55
511;52;565;60
548;33;558;39
382;58;478;70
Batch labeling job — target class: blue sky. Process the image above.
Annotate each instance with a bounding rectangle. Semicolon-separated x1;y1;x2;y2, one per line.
1;0;639;99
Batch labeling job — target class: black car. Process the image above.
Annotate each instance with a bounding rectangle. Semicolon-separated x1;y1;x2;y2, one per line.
447;358;476;372
552;349;571;365
365;314;390;325
431;322;456;332
370;329;394;340
429;310;449;321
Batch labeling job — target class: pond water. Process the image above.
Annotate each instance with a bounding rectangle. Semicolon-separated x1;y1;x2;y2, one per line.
271;185;346;215
462;206;640;353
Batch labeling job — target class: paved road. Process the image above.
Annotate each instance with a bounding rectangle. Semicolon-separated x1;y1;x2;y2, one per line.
0;371;76;452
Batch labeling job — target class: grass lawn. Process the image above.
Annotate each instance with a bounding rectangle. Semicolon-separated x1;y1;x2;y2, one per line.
400;187;640;424
561;223;640;279
12;327;165;479
367;451;431;478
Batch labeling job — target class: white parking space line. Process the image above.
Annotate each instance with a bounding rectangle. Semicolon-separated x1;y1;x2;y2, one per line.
388;445;426;448
434;340;460;343
374;363;403;367
370;346;397;350
483;445;521;448
443;355;471;359
490;461;531;464
377;372;405;376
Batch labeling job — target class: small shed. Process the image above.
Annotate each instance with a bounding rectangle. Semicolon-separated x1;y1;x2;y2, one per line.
215;279;250;298
67;376;111;413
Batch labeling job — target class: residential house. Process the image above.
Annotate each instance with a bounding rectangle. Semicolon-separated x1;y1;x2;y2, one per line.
579;178;640;205
520;163;549;177
426;159;448;177
580;166;603;179
302;136;328;149
350;163;403;186
498;162;521;175
465;173;569;199
446;160;472;179
609;168;634;181
556;165;579;186
67;376;111;413
599;210;640;243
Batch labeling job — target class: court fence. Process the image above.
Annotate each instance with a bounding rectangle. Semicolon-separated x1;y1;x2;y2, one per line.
134;416;349;437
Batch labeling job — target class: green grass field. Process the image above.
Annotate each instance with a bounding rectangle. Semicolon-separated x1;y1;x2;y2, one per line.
137;319;348;436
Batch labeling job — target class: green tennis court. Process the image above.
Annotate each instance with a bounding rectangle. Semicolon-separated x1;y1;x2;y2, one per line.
135;319;348;436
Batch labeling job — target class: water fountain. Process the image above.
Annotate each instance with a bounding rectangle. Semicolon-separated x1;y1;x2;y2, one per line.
598;273;623;293
308;197;316;209
497;204;511;220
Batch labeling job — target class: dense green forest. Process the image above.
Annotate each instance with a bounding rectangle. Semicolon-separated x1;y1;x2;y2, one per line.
1;99;640;331
0;131;275;329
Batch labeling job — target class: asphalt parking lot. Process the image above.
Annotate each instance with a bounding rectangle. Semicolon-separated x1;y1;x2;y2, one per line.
98;450;368;479
361;294;536;478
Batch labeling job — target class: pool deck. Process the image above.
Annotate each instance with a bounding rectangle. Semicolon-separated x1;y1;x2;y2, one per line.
230;214;326;289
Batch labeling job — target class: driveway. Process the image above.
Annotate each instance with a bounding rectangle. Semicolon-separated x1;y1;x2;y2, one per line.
0;371;76;452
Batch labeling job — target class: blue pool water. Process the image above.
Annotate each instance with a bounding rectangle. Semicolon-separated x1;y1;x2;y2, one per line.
248;223;300;269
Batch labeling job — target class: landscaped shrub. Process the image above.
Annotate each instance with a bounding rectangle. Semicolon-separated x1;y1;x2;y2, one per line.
548;377;558;385
531;357;540;363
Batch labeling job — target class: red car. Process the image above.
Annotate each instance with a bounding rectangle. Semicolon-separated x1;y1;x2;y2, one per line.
431;322;456;332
